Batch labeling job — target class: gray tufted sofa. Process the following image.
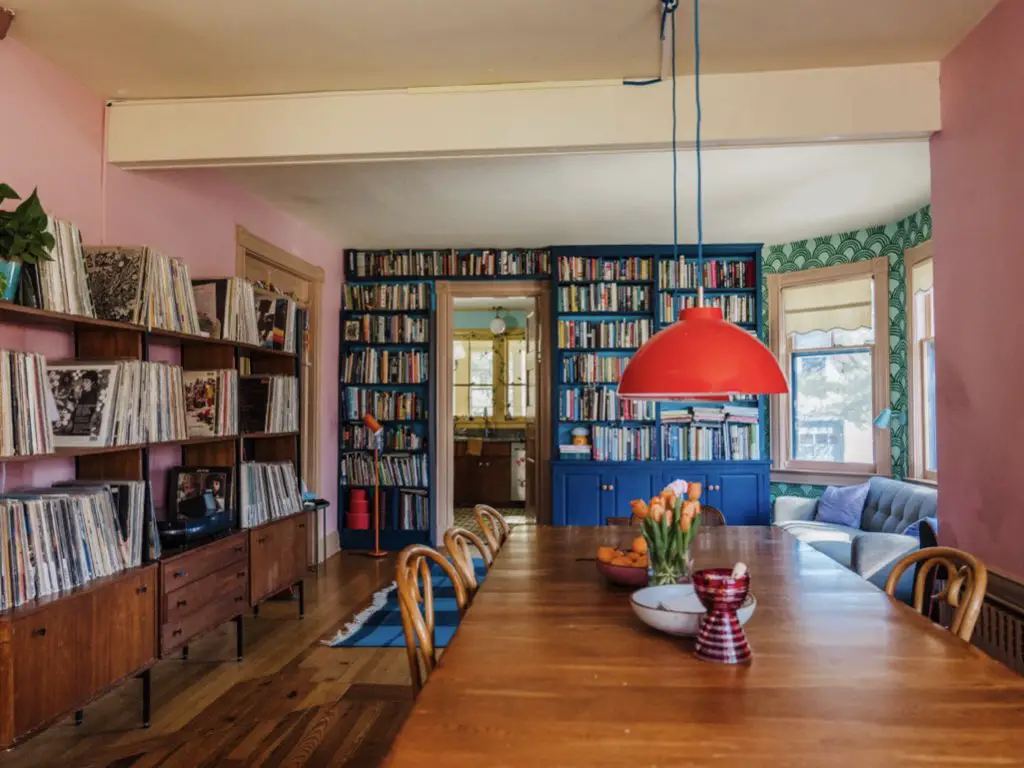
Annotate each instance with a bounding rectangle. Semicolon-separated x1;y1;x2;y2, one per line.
772;477;937;584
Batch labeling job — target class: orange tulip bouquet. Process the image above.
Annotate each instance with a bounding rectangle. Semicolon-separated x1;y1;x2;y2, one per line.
630;480;703;586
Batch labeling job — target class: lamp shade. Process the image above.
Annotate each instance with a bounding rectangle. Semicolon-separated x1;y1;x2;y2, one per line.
618;306;788;400
362;413;383;435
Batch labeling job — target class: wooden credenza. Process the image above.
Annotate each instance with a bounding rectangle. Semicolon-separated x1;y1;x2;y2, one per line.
249;511;310;613
0;565;157;748
159;531;249;659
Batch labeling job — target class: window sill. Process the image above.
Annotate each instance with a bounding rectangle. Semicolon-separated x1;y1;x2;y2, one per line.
770;469;877;487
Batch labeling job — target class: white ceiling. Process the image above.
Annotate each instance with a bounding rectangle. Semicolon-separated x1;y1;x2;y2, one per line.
224;141;931;249
9;0;999;98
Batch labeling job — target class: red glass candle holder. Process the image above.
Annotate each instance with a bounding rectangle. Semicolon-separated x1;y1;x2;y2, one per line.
692;568;752;664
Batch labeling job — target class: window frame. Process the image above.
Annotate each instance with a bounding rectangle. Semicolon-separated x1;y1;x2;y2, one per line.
453;328;528;427
905;242;937;482
768;259;891;477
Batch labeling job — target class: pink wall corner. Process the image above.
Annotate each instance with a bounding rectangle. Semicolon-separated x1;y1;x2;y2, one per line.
0;38;342;533
931;0;1024;580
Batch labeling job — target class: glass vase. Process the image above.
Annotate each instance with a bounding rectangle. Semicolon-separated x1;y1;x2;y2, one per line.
646;542;694;586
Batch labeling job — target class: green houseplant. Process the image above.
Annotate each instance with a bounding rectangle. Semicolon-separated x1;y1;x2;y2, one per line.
0;184;55;301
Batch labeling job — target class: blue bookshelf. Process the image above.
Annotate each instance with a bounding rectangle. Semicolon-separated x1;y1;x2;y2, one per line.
550;244;771;526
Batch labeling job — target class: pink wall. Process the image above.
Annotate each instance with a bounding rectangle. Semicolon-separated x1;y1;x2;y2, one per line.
931;0;1024;579
0;39;341;534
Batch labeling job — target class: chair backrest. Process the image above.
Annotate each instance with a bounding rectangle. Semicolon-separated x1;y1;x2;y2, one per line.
604;515;635;526
396;545;469;695
884;546;988;642
860;477;937;533
473;504;510;555
700;505;726;527
444;526;492;592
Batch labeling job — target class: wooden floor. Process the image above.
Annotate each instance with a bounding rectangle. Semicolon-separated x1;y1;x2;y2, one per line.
0;553;411;768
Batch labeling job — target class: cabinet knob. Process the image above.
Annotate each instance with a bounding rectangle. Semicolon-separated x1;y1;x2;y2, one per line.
176;599;188;608
233;546;245;554
608;485;615;491
32;627;46;638
234;596;245;603
298;523;306;530
136;585;148;595
257;537;267;544
173;570;186;578
237;570;246;578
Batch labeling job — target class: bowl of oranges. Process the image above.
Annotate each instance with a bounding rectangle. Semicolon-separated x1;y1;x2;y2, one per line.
596;536;650;587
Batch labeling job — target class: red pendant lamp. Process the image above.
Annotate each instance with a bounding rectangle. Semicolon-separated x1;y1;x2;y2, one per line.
618;0;787;401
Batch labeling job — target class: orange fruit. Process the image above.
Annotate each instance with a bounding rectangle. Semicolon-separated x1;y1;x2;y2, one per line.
627;551;642;562
597;546;617;564
610;556;633;567
635;554;648;568
632;537;648;555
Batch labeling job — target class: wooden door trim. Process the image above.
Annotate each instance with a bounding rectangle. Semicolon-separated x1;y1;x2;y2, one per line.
435;280;553;540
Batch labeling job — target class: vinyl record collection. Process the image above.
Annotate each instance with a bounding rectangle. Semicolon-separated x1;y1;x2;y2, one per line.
343;314;428;344
398;490;429;530
239;461;302;528
560;352;632;384
341;349;427;384
239;374;299;433
660;294;755;324
192;277;260;344
83;245;201;333
340;424;424;451
340;452;428;487
343;389;424;421
559;284;652;313
559;387;656;422
0;349;55;458
557;318;652;349
557;255;652;282
344;283;428;311
254;289;297;352
183;369;238;437
345;249;550;278
48;360;187;448
17;218;95;316
0;484;148;611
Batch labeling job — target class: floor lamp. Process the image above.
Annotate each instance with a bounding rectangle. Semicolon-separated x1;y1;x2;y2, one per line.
361;413;387;558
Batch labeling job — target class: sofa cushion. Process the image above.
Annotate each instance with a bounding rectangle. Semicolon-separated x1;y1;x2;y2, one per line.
816;482;870;527
808;539;853;569
775;520;861;543
860;477;937;534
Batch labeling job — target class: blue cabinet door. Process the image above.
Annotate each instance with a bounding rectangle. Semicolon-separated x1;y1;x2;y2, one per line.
717;471;765;525
558;471;604;526
603;470;654;522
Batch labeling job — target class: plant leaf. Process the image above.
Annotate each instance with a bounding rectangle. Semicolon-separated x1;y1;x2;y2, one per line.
0;184;19;204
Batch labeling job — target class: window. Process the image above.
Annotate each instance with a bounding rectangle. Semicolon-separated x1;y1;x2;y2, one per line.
906;243;937;479
454;338;495;418
453;331;528;423
768;260;890;475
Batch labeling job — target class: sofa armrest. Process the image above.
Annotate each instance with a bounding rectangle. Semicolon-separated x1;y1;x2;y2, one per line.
851;533;918;580
772;496;819;524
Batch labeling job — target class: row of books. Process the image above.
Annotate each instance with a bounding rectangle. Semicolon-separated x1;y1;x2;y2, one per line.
397;490;430;531
662;404;760;423
18;218;95;316
239;461;302;528
591;425;655;462
559;387;656;422
660;294;756;324
660;422;761;461
561;353;631;384
340;452;429;487
344;284;429;312
658;259;756;290
560;284;652;314
239;375;299;434
343;315;429;344
184;369;238;438
343;389;425;421
0;483;148;611
341;350;428;384
557;318;652;350
340;424;424;452
345;249;550;278
557;256;653;282
0;350;54;458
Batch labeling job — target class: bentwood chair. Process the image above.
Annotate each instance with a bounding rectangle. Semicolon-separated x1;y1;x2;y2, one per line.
473;504;511;556
396;545;469;696
884;547;988;642
443;526;493;595
700;505;727;527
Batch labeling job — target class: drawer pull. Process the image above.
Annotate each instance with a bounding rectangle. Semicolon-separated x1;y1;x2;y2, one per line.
257;537;267;544
32;627;46;638
173;569;186;578
176;599;188;608
234;546;245;553
234;596;245;603
172;629;183;637
136;585;148;595
298;523;306;530
237;570;246;578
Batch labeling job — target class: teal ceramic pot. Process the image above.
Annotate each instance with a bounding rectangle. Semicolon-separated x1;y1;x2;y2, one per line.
0;258;21;302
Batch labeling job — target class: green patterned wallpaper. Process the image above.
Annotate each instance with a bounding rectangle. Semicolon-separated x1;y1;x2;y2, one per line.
762;205;932;502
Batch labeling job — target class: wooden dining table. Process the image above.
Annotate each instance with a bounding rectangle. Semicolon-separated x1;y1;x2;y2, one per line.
384;526;1024;767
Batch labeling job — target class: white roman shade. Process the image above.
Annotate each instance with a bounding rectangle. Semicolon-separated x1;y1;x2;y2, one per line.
912;258;933;294
782;276;873;335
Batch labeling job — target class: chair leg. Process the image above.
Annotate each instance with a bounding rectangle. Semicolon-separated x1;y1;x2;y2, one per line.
74;710;83;726
297;580;305;618
181;644;189;661
140;668;152;729
235;615;244;661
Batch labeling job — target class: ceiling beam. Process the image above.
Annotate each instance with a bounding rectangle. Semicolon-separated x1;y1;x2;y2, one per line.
106;63;939;169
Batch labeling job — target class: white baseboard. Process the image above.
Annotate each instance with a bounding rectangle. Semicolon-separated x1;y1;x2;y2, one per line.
323;530;340;560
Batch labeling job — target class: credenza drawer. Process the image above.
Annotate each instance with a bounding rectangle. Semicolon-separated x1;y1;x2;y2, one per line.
161;583;247;654
163;564;249;625
161;532;248;592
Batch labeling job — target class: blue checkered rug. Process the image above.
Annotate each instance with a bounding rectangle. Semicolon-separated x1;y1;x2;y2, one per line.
322;558;487;648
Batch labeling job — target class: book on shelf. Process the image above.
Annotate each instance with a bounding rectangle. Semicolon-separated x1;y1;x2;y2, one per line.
658;258;756;290
343;389;424;421
82;245;201;333
340;452;428;487
192;277;259;343
342;349;427;384
48;360;188;447
346;249;550;278
660;405;760;461
560;353;631;384
343;314;428;344
398;489;429;531
340;423;423;451
17;217;95;316
558;444;593;461
0;483;148;611
0;349;56;458
591;425;655;462
239;461;302;528
238;374;298;434
559;283;652;313
557;256;652;282
253;289;297;353
660;293;755;324
557;318;651;350
559;387;656;421
344;283;429;312
183;369;238;438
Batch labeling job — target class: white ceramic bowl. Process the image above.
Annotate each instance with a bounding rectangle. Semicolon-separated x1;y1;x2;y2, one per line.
629;584;756;637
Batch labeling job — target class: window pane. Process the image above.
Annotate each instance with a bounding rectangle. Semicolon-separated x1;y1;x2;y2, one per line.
469;386;493;417
792;351;873;464
454;385;470;417
924;338;938;473
470;345;493;385
507;385;526;418
453;340;470;385
792;327;873;350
